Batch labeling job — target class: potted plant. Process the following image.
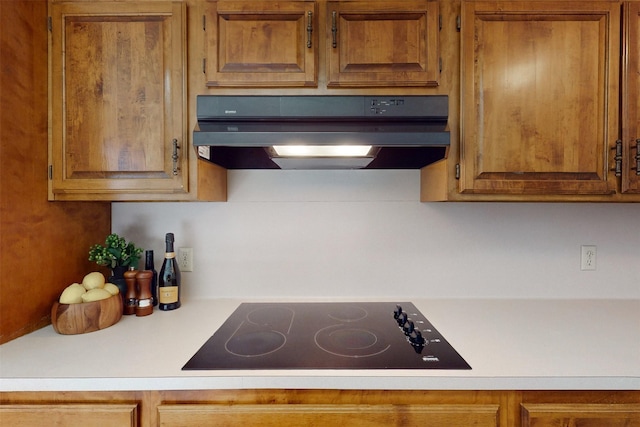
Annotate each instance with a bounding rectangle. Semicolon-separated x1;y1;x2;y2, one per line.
89;233;143;294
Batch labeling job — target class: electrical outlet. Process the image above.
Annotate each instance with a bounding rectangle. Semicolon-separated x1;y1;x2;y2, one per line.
178;247;193;272
580;245;596;271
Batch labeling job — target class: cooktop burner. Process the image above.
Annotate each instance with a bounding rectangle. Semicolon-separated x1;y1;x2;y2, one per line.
182;302;471;370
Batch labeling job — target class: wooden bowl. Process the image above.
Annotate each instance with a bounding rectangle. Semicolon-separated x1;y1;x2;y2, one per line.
51;293;123;335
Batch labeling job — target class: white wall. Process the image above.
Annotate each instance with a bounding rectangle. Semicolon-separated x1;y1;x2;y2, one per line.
113;170;640;300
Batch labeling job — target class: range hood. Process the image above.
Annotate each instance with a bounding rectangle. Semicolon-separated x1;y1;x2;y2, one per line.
193;95;450;169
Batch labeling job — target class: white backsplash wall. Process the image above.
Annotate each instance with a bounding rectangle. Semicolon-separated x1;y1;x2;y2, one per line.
113;170;640;300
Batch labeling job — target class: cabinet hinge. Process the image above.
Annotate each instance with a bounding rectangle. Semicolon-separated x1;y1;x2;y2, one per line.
48;16;52;32
635;139;640;176
439;14;442;31
612;140;623;177
456;16;461;32
48;165;53;180
202;58;206;74
202;14;206;31
455;163;460;180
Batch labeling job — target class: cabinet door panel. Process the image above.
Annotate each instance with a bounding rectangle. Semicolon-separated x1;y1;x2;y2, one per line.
0;403;137;427
158;404;498;427
327;1;440;87
460;1;619;195
49;2;187;199
622;1;640;193
521;403;640;427
205;1;317;87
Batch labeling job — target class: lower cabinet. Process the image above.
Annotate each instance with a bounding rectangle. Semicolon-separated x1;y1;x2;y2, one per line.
157;403;499;426
0;403;138;427
1;390;638;427
521;403;640;427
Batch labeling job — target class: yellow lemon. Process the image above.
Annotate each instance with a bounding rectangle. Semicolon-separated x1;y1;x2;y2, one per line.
81;288;112;302
82;272;105;290
59;283;86;304
103;282;120;295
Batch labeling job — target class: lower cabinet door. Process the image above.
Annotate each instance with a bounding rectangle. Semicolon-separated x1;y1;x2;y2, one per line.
521;403;640;427
158;403;499;426
0;403;138;427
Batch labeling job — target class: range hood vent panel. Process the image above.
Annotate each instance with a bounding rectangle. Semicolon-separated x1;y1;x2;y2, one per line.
194;95;450;169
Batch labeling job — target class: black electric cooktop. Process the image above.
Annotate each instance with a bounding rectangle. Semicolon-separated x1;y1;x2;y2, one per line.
182;302;471;370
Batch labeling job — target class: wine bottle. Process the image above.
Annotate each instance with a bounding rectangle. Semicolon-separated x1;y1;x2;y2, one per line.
144;250;158;306
158;233;181;311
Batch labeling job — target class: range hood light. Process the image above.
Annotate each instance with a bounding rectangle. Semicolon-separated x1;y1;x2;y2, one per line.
271;145;374;157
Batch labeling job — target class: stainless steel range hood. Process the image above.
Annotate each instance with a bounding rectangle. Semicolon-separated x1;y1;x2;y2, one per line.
193;95;450;169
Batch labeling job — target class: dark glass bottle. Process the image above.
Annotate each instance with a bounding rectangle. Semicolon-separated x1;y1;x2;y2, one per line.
158;233;181;311
144;250;158;306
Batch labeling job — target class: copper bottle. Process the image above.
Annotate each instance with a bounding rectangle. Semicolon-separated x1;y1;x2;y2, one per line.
123;267;138;315
135;270;154;316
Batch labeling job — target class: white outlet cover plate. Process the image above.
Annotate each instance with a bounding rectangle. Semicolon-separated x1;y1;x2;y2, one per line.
580;245;596;271
178;247;193;272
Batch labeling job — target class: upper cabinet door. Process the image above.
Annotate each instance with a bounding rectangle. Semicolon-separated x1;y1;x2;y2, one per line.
49;1;188;200
460;1;620;195
326;0;440;87
622;1;640;193
205;1;318;87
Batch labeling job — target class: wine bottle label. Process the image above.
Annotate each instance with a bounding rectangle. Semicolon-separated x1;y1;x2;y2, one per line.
165;252;176;259
159;286;179;303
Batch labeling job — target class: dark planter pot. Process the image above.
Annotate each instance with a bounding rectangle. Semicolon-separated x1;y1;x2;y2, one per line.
108;266;128;306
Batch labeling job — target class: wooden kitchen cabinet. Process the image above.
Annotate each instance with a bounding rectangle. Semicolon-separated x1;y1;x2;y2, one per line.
621;1;640;194
204;1;318;87
521;403;640;427
0;403;138;427
204;0;440;88
326;1;440;87
48;1;191;201
157;403;499;426
2;389;640;427
459;0;620;196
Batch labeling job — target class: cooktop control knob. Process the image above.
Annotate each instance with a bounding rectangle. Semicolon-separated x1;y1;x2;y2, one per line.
409;329;426;346
397;312;408;327
409;330;426;354
393;305;403;320
403;320;415;335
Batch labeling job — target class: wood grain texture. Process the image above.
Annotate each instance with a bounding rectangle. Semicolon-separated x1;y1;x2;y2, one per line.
205;0;318;87
521;403;640;427
326;0;440;87
51;293;123;335
0;0;111;344
460;1;619;196
158;403;499;426
2;390;639;427
48;1;193;199
0;403;137;427
622;1;640;193
421;0;640;202
44;0;226;202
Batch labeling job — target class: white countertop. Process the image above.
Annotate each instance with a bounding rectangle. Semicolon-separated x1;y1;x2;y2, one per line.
1;298;639;392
